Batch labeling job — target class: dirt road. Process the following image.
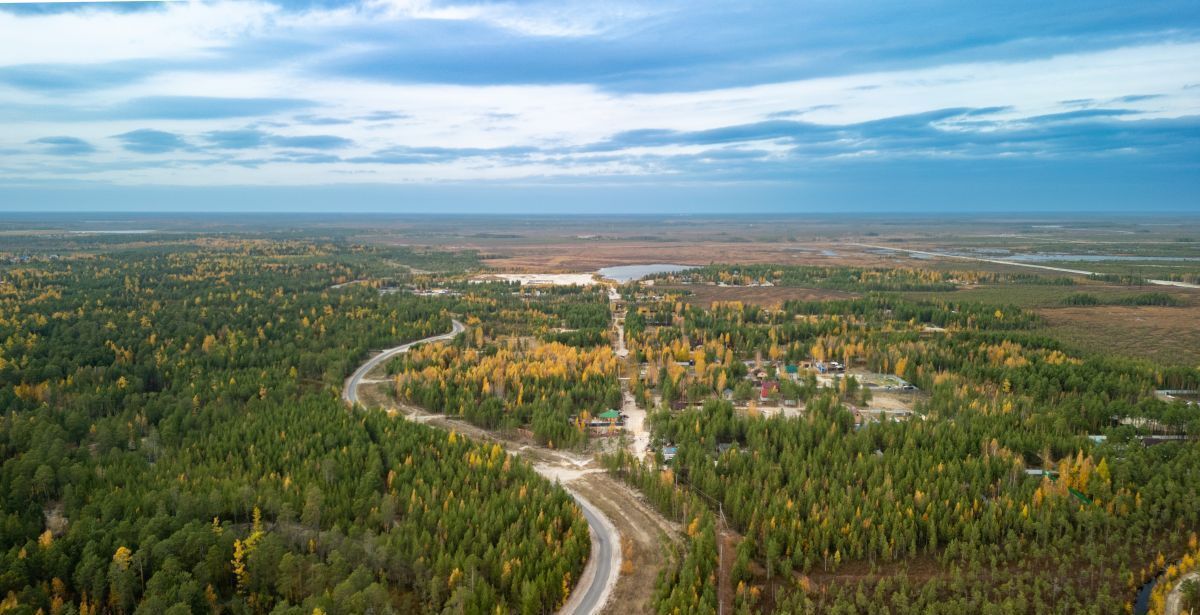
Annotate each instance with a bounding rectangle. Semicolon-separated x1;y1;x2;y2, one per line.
609;286;650;461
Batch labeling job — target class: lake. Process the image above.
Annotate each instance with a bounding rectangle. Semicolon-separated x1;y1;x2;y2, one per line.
597;263;695;283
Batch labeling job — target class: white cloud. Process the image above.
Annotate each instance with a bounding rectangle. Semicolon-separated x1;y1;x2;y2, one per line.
1;1;1197;187
363;0;659;37
0;1;281;66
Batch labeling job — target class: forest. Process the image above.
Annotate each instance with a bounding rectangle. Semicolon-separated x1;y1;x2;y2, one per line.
609;281;1200;613
387;283;620;448
647;265;1076;292
0;237;587;614
4;230;1198;615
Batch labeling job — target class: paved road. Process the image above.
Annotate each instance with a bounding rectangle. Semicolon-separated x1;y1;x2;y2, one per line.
851;243;1200;289
341;318;618;615
341;319;465;405
1165;571;1200;615
559;486;619;615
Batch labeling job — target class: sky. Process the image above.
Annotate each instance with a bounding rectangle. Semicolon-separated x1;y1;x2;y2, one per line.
0;0;1198;213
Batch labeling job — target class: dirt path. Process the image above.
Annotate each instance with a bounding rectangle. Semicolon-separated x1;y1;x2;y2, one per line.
609;286;651;462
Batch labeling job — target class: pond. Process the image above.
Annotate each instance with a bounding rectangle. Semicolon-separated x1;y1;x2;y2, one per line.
596;263;696;283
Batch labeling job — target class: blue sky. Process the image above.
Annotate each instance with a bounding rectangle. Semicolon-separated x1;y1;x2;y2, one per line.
0;0;1197;213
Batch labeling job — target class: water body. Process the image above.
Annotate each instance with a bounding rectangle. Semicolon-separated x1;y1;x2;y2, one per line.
1134;575;1159;615
597;263;695;283
959;249;1200;263
68;229;155;234
1003;253;1200;263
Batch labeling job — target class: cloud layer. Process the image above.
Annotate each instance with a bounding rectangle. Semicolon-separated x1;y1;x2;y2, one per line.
0;0;1197;211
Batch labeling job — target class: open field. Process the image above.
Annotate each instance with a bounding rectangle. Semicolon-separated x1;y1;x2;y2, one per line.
380;222;1200;280
1038;305;1200;366
472;241;889;271
901;284;1200;365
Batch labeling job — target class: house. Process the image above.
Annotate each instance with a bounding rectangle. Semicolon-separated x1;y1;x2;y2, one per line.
816;360;844;374
598;409;623;423
760;381;780;401
784;364;799;378
721;388;735;401
662;446;678;463
1025;468;1059;478
581;409;626;428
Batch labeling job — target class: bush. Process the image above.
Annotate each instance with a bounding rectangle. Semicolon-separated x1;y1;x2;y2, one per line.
1062;293;1100;306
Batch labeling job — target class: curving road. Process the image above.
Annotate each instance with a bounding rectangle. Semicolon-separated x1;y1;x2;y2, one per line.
342;319;465;405
558;485;619;615
341;318;618;615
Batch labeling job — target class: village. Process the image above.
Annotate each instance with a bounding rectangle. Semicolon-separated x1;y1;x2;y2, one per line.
570;279;925;468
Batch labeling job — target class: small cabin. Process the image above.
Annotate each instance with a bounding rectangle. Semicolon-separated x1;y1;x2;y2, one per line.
760;381;780;401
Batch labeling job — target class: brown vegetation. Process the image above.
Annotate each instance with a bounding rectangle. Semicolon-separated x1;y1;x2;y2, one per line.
1037;304;1200;366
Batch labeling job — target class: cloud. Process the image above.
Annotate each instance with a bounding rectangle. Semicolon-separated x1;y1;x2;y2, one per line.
360;111;409;121
1022;108;1141;123
111;96;316;120
1113;94;1163;103
568;108;1198;169
114;129;188;154
204;129;353;149
272;151;341;164
0;61;150;93
305;1;1200;93
0;1;279;65
361;0;653;38
204;128;268;149
269;134;353;149
293;114;353;125
347;144;537;164
0;0;1197;210
29;136;96;155
0;96;320;123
